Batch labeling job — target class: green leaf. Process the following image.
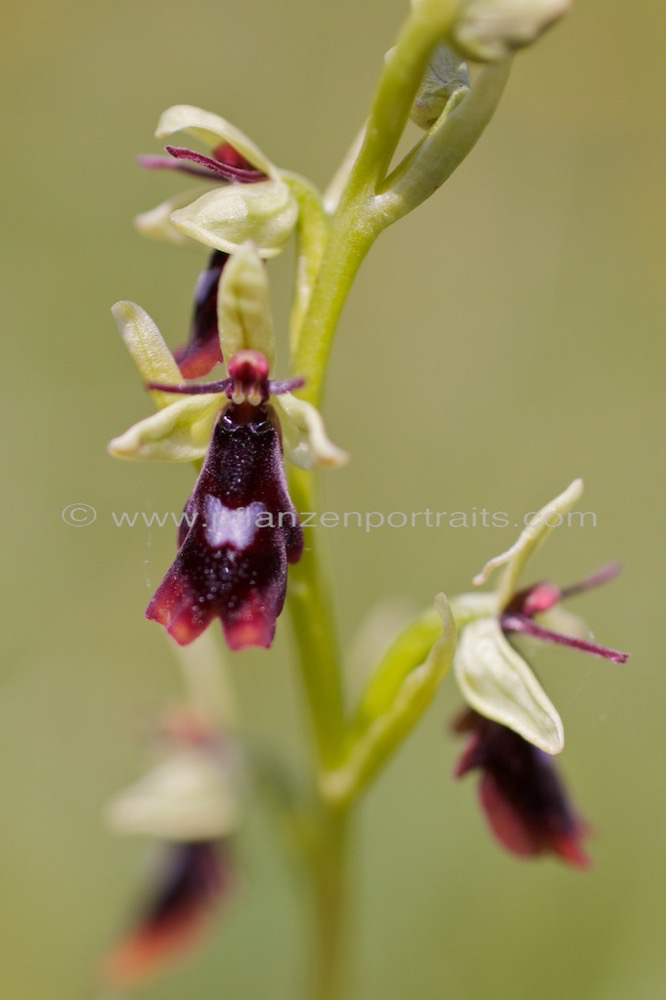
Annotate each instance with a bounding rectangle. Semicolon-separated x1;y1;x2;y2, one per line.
321;594;455;806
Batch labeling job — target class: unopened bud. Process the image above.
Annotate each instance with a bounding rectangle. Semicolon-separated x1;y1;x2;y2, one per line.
452;0;571;62
411;45;470;130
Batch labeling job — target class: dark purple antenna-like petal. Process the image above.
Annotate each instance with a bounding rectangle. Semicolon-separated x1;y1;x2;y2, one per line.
146;379;232;396
501;613;629;664
267;377;306;396
165;146;266;184
137;154;222;181
559;562;623;600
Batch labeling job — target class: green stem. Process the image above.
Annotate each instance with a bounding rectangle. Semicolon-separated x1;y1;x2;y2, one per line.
308;806;351;1000
292;214;375;406
287;468;346;773
292;4;460;406
284;7;495;999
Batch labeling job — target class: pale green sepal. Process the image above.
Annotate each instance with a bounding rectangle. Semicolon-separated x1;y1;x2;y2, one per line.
454;616;564;753
155;104;276;178
170;181;298;258
473;478;583;607
106;748;239;841
134;188;206;246
321;594;456;806
449;591;498;628
275;393;349;469
217;241;274;369
111;300;182;410
452;0;571;62
109;395;221;462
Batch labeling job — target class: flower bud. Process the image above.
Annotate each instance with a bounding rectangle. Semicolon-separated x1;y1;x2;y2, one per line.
452;0;571;62
410;44;470;130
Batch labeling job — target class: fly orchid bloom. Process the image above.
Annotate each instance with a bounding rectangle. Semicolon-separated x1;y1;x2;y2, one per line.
145;349;305;649
109;243;347;648
452;479;629;755
453;708;590;867
450;479;627;865
104;708;238;987
136;104;298;258
136;106;299;379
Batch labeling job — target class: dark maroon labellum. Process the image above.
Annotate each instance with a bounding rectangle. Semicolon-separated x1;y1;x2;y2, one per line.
104;841;229;987
146;401;304;649
454;710;590;868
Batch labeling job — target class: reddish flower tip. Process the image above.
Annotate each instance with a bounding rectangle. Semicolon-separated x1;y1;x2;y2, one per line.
103;841;229;989
454;711;590;869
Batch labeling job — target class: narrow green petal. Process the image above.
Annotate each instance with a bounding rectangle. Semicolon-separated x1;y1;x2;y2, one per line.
473;478;584;606
111;301;182;410
134;188;206;246
108;396;220;462
275;393;349;469
217;241;274;369
155;104;276;177
454;616;564;753
169;181;298;257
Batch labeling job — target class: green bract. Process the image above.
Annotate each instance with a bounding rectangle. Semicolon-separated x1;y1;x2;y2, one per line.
322;594;456;805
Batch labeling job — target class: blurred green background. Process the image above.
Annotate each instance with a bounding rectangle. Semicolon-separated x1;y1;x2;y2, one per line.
2;1;664;997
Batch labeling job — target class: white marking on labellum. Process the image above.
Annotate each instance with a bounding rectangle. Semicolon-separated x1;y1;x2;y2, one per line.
203;496;266;550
